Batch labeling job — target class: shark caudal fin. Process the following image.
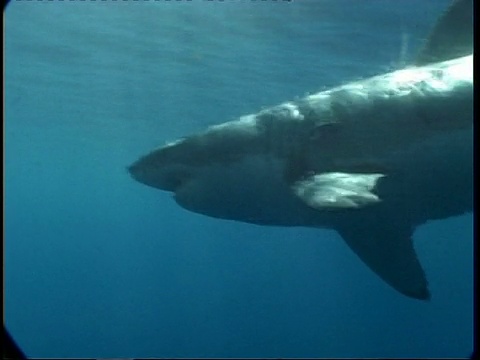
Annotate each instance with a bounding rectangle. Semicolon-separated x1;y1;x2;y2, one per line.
415;0;473;65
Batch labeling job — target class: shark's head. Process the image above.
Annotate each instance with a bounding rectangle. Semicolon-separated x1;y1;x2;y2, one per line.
128;119;280;222
129;116;261;189
127;115;320;225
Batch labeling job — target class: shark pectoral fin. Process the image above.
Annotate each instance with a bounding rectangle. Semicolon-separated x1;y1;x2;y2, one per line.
337;224;430;300
292;172;385;210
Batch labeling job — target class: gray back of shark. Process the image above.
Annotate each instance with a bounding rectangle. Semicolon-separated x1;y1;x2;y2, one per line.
128;0;473;300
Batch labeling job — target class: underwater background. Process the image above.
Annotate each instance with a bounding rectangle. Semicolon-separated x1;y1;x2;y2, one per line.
4;0;473;358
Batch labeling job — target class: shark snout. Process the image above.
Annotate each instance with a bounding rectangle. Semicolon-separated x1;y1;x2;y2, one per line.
128;150;193;192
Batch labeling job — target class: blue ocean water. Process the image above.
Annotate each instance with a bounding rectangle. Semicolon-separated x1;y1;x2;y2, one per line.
4;0;473;358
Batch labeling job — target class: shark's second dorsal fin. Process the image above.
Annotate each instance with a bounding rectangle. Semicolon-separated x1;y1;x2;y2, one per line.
415;0;473;66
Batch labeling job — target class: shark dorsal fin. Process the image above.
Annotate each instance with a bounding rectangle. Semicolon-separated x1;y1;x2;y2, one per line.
415;0;473;66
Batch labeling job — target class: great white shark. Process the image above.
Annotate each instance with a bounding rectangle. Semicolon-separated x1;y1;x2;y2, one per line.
128;0;473;300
